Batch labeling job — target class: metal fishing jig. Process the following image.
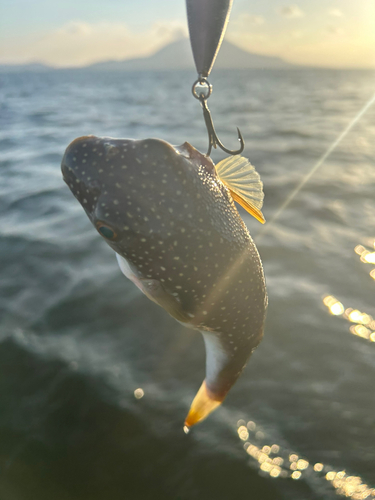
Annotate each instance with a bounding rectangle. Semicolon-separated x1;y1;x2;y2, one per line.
186;0;244;157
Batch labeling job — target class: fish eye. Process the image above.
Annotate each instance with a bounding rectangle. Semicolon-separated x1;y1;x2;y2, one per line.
96;222;117;240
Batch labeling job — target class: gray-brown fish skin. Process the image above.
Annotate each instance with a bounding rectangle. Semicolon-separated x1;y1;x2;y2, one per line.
61;135;267;401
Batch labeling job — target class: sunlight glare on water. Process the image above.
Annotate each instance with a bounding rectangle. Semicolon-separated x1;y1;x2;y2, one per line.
134;388;145;399
237;421;375;498
323;296;375;342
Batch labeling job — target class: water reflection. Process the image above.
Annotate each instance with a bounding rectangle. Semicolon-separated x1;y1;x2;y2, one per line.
245;237;375;496
323;295;345;316
133;387;144;399
236;420;375;498
355;244;375;264
323;295;375;343
355;241;375;280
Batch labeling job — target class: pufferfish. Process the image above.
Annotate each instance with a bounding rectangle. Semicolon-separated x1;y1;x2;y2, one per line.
61;136;267;428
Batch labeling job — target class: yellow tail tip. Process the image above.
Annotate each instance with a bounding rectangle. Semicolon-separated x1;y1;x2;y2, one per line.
184;380;223;428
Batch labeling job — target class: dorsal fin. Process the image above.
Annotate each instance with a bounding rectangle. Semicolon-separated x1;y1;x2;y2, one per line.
215;155;265;224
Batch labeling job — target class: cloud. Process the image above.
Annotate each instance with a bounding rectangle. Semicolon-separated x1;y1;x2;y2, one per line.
150;20;188;40
280;5;305;19
0;20;188;67
328;9;343;18
229;13;265;37
243;14;265;26
327;25;344;35
61;21;92;36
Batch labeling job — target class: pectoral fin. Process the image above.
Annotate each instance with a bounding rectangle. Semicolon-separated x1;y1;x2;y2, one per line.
139;278;190;323
116;253;190;323
215;155;265;224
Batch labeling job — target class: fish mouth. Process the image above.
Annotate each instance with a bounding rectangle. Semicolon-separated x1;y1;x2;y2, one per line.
61;135;95;182
61;135;102;214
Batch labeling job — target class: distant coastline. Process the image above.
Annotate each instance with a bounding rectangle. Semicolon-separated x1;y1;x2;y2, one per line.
1;38;374;73
0;38;291;73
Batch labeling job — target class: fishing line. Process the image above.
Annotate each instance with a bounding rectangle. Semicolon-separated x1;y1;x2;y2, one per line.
255;91;375;243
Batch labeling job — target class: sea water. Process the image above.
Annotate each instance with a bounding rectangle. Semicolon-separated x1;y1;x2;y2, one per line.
0;68;375;500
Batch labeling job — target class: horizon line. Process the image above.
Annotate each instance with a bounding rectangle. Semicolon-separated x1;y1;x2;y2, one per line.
1;38;374;71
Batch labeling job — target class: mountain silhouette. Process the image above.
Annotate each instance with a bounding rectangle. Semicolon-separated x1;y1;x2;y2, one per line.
87;38;291;71
0;62;51;73
0;39;291;72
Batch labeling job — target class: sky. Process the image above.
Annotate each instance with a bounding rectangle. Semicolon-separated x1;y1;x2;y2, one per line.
0;0;374;68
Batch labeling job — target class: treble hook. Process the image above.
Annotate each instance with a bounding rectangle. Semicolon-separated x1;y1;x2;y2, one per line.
192;76;245;157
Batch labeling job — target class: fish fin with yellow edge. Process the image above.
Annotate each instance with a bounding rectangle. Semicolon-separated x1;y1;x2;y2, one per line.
215;155;265;224
184;380;223;429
